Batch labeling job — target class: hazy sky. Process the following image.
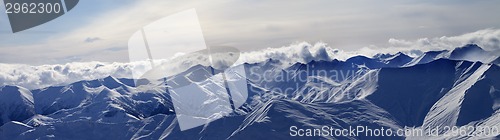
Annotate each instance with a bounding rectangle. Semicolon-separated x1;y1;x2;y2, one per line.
1;0;499;65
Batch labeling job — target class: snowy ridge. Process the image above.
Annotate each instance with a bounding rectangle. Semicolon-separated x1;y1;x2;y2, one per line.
423;62;490;129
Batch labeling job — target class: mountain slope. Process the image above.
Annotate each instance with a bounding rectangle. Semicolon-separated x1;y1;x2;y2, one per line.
229;99;403;140
0;86;35;126
366;60;500;128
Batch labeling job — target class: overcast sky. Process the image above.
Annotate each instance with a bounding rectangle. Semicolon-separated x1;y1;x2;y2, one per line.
1;0;499;65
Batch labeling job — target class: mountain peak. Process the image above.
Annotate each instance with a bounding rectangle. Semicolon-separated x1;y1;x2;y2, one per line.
404;50;449;66
387;52;410;59
395;52;406;56
450;44;484;56
0;85;35;126
0;85;21;91
87;76;129;90
448;44;498;63
102;75;119;82
0;85;32;101
346;55;372;62
452;44;484;53
373;53;394;59
383;52;412;66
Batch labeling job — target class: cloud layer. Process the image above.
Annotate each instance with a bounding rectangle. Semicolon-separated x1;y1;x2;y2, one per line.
0;41;343;89
0;62;144;89
1;29;500;89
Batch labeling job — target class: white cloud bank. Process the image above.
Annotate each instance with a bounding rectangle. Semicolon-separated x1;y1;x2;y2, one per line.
0;42;337;90
358;28;500;57
1;29;500;89
0;62;146;89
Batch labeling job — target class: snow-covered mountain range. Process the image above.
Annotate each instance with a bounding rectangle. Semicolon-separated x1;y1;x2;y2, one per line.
0;44;499;139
